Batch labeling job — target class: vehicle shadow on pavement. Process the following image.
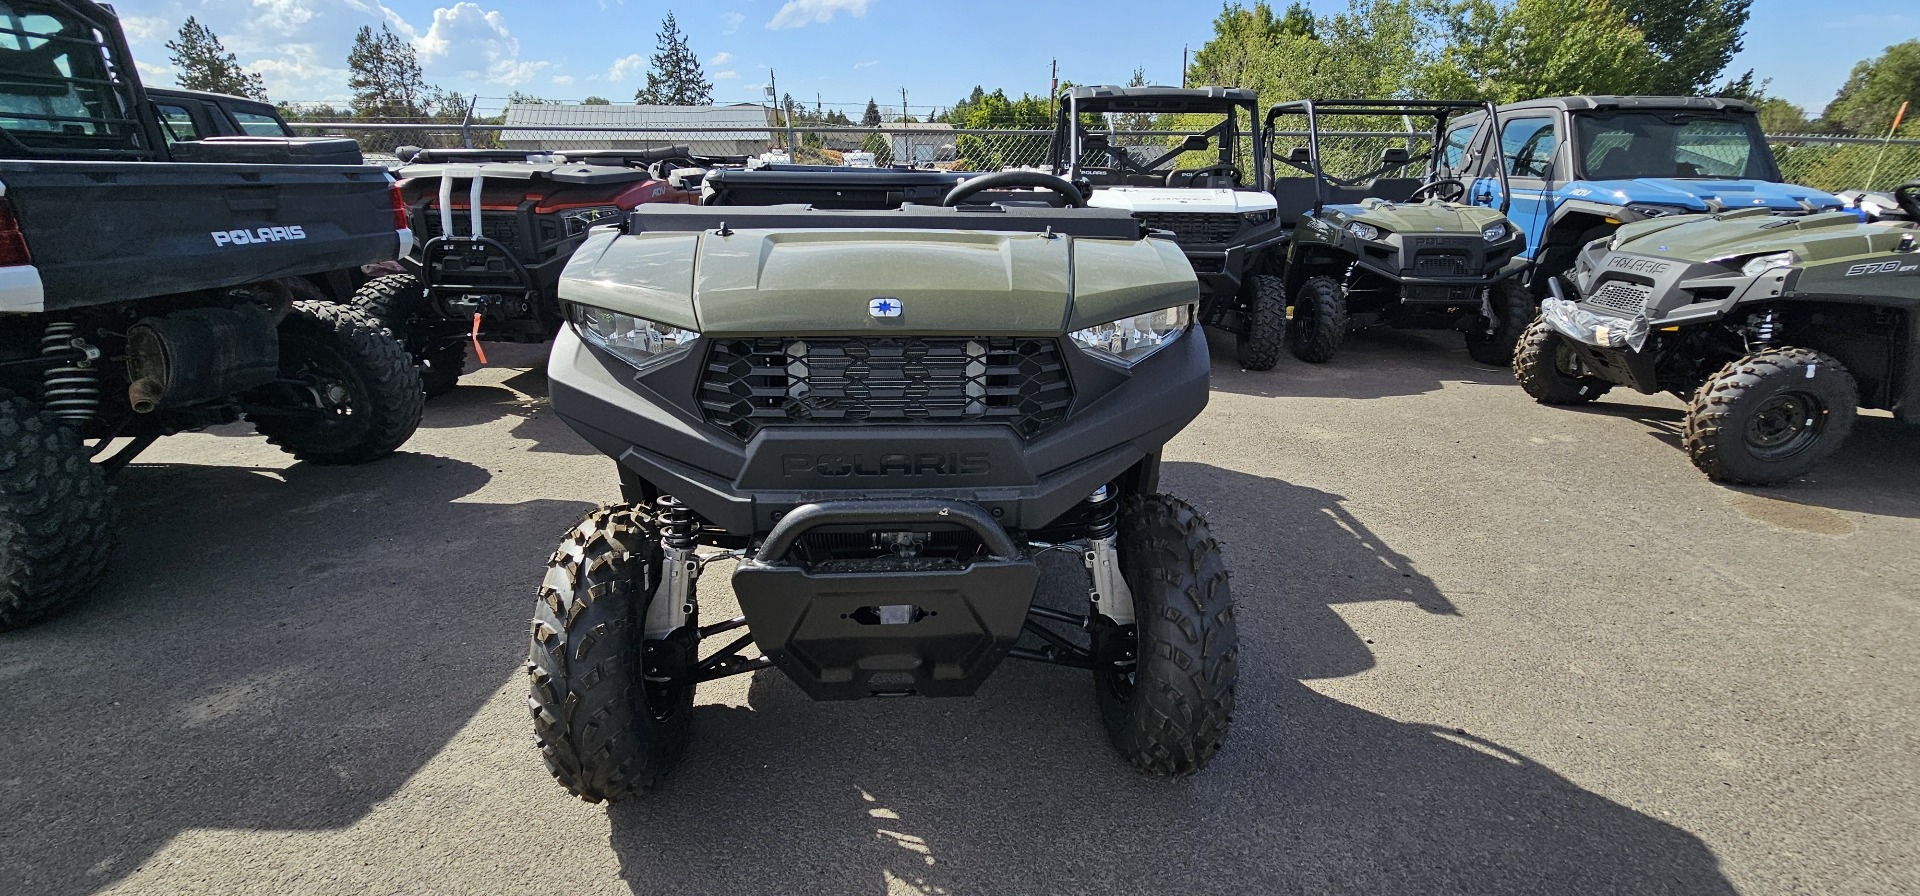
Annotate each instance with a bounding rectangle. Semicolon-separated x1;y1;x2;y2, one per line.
604;463;1737;895
413;347;598;456
1560;400;1920;520
0;452;593;896
1204;328;1514;401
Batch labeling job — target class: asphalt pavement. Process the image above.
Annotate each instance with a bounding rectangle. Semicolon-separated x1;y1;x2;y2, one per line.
2;331;1915;896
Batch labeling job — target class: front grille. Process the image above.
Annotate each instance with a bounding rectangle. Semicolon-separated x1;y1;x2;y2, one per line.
1586;280;1653;316
1414;251;1472;277
699;337;1073;440
1134;212;1241;245
419;211;526;247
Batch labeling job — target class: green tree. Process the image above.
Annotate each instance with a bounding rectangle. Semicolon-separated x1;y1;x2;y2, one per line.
1619;0;1751;95
1426;0;1657;102
1755;97;1811;134
506;91;554;105
634;12;713;105
859;131;893;164
1824;40;1920;134
580;95;612;105
862;97;882;127
347;24;428;118
166;16;266;100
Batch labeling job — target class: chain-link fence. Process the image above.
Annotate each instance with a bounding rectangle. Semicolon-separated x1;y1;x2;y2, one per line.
289;116;1920;194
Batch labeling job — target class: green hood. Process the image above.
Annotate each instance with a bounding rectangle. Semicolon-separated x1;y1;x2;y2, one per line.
1330;197;1510;236
1611;209;1909;265
558;226;1197;338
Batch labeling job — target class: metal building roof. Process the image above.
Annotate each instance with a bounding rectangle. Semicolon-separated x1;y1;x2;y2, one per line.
498;102;774;143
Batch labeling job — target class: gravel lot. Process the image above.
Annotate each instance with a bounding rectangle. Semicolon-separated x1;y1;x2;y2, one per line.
3;332;1916;896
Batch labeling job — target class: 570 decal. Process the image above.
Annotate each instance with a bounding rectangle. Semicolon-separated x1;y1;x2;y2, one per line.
1844;260;1918;276
211;225;307;247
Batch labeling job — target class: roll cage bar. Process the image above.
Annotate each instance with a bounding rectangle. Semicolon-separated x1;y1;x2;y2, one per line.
1263;99;1510;215
1051;89;1268;190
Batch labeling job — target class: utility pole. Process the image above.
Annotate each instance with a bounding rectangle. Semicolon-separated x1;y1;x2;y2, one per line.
768;68;796;154
1049;58;1058;119
901;87;911;163
1181;46;1188;88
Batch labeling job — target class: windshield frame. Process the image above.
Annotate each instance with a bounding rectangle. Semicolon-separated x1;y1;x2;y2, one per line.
1568;110;1780;183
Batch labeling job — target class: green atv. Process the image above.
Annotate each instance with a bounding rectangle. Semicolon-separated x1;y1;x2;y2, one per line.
1264;100;1532;365
529;169;1237;801
1517;180;1920;485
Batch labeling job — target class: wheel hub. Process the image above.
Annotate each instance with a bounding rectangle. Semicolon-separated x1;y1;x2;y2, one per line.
1745;391;1822;459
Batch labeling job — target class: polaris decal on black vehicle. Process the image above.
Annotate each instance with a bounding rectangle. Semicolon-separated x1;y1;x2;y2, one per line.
781;452;991;477
212;226;308;247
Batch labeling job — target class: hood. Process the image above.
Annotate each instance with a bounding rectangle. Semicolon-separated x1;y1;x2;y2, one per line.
1330;198;1512;235
1569;178;1843;213
1611;209;1908;264
1087;187;1277;214
558;226;1196;338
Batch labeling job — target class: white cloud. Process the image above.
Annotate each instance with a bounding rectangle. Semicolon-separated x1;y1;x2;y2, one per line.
715;70;738;80
852;59;879;70
251;0;318;34
601;53;646;82
552;74;577;86
721;12;745;34
120;16;170;42
709;51;733;65
766;0;873;30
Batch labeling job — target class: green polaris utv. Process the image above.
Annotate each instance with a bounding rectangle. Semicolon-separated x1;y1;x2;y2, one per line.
528;169;1238;801
1264;100;1532;365
1516;180;1920;485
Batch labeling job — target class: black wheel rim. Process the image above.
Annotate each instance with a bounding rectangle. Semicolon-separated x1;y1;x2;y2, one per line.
1744;390;1825;460
289;353;362;424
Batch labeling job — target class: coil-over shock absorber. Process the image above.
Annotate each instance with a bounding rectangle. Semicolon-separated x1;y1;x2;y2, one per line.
645;496;699;640
1747;307;1782;350
41;321;101;425
1082;484;1136;626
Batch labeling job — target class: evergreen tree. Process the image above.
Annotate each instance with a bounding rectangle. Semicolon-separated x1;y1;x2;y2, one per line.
166;16;266;100
347;24;428;117
862;97;882;127
634;12;713;105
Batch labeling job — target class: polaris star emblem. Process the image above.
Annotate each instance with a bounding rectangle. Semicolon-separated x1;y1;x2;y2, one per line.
869;297;903;318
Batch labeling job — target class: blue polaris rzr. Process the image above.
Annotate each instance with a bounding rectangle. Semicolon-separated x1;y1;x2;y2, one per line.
1438;96;1845;295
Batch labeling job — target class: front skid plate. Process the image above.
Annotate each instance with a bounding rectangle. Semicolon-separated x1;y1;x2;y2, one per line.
731;560;1040;699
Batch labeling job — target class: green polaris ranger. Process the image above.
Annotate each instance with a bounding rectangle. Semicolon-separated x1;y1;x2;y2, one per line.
1265;100;1532;365
1517;180;1920;485
528;169;1238;801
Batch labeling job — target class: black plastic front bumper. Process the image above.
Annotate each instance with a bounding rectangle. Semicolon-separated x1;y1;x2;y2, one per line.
730;499;1039;699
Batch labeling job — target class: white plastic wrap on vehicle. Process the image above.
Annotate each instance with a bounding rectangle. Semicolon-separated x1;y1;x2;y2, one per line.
1540;297;1651;353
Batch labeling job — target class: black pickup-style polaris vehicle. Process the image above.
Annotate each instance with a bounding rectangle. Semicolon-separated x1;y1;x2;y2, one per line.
0;0;422;630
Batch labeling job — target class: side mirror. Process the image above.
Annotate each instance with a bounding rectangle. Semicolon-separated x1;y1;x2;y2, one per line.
1181;134;1210;153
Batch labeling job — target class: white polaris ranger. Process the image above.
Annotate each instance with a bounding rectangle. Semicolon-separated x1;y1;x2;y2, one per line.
1050;85;1287;369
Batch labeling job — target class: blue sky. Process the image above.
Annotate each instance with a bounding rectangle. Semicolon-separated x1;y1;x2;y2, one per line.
112;0;1916;116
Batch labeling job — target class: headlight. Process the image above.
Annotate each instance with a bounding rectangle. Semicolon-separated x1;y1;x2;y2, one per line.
560;205;625;235
1242;209;1277;225
1739;251;1797;277
1069;304;1191;365
1347;221;1382;241
1481;222;1508;242
569;303;698;369
1625;203;1687;219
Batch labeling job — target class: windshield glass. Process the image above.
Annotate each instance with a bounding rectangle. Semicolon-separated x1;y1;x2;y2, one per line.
1573;112;1771;180
1070;102;1259;187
